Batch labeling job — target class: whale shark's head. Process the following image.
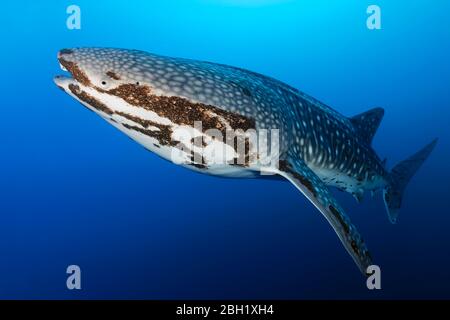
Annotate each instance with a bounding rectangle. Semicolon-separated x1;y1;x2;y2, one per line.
54;46;255;127
54;47;163;95
54;47;257;167
54;47;169;128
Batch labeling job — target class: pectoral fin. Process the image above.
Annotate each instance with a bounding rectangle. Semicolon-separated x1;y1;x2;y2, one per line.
274;157;373;275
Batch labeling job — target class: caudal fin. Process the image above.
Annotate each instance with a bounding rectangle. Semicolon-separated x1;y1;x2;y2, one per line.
383;138;438;224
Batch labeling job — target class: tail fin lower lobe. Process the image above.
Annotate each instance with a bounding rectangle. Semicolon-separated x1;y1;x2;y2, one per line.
383;138;438;224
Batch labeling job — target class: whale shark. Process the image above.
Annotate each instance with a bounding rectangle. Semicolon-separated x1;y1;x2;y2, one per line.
54;48;437;275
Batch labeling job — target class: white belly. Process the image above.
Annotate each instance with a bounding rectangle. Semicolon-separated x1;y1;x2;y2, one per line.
67;83;278;179
107;118;261;178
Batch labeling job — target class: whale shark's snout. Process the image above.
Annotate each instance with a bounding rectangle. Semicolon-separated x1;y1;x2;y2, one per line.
54;47;170;118
54;49;76;89
54;47;136;90
54;47;200;103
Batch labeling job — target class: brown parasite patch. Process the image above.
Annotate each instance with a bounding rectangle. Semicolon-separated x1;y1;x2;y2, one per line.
103;84;255;133
117;112;207;170
68;84;113;115
116;112;175;147
122;123;175;147
65;85;212;169
102;83;256;166
59;58;91;86
110;112;209;169
106;71;121;80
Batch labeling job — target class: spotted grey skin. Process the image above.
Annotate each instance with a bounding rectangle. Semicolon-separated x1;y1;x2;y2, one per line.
54;48;437;275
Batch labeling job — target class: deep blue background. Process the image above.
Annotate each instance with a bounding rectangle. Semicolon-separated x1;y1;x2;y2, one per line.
1;0;448;299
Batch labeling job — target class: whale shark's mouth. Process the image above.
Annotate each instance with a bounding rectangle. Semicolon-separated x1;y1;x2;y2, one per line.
54;63;75;89
59;62;68;72
53;51;109;117
54;50;92;88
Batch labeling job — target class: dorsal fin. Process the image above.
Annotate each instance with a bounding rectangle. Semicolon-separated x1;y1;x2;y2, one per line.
350;107;384;144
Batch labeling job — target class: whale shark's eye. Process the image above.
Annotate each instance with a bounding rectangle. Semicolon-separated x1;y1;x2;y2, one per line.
99;78;113;89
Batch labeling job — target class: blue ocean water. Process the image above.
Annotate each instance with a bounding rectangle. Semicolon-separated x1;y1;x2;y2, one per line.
1;0;449;299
